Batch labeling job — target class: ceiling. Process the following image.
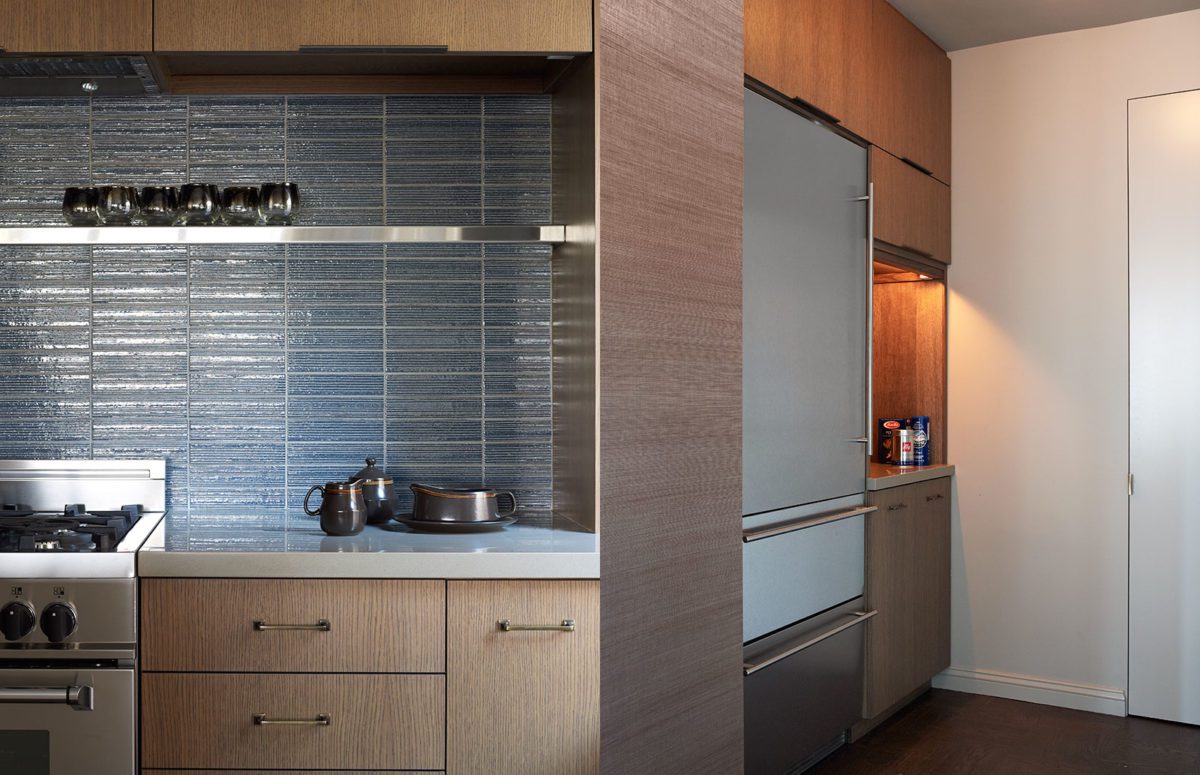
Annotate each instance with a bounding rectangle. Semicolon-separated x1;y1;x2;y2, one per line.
888;0;1200;51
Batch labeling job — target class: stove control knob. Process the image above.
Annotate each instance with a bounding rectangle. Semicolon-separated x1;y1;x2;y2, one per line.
1;601;36;641
40;603;77;643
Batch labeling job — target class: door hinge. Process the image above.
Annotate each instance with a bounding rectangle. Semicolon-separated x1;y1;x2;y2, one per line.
1128;473;1135;496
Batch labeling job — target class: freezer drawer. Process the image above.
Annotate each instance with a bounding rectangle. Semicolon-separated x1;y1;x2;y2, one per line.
744;599;874;775
743;499;868;642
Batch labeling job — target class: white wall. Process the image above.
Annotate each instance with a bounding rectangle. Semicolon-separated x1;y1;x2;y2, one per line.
942;10;1200;714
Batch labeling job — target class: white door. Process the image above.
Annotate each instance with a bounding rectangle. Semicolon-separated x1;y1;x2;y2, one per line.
1129;88;1200;724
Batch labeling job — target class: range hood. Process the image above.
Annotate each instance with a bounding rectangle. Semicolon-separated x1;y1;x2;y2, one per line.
0;54;160;96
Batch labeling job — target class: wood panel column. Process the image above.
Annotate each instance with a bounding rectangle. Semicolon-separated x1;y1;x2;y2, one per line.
596;0;745;771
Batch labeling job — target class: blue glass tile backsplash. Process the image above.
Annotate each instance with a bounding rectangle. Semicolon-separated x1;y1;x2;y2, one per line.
0;95;553;527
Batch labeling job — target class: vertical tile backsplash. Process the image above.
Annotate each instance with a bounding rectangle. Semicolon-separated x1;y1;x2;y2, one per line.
0;95;553;527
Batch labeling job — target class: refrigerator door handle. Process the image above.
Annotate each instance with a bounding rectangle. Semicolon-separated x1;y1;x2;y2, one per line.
742;504;877;543
743;610;877;675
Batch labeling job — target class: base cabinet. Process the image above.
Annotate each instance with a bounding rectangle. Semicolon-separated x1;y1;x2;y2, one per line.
863;477;951;718
447;580;600;775
140;577;598;774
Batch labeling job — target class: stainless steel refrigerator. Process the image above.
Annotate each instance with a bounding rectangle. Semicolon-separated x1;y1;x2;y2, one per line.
741;86;874;774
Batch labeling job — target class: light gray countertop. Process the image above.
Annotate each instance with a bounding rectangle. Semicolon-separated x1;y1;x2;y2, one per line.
867;462;956;491
136;513;599;579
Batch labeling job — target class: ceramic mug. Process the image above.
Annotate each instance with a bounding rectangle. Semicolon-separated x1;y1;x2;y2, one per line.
304;481;367;536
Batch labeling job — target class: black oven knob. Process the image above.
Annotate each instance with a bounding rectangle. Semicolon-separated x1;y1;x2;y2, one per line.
40;602;78;643
1;601;36;641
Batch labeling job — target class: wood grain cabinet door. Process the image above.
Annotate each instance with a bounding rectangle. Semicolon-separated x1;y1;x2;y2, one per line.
863;477;951;717
872;146;951;263
744;0;872;138
154;0;452;51
153;0;591;53
447;580;599;775
869;0;950;183
0;0;152;52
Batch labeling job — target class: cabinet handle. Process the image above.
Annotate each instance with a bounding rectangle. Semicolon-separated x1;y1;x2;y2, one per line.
900;156;934;177
298;44;448;54
742;505;877;543
897;243;935;260
926;493;945;502
790;95;841;126
253;619;331;632
743;610;877;676
887;502;908;512
253;714;331;726
498;619;576;632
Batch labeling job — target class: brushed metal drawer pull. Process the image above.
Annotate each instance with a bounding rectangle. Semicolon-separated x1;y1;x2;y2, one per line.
497;619;576;632
742;505;877;542
253;619;331;632
253;713;331;726
926;493;945;502
887;503;908;512
743;610;878;676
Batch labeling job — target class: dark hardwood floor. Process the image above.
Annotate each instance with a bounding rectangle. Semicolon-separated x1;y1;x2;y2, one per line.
810;690;1200;774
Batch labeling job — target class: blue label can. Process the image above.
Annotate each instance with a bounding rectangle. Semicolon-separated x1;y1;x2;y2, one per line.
909;416;931;466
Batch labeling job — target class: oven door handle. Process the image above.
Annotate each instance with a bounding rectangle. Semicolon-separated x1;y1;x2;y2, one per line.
743;610;877;676
0;685;93;711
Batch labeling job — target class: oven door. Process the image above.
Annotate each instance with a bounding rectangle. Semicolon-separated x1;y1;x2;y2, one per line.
0;668;134;775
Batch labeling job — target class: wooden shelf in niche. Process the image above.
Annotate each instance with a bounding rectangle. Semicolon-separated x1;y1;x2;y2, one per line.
872;251;946;465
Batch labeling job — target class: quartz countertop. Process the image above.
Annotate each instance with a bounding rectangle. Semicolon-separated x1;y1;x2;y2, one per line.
867;462;955;491
136;513;598;579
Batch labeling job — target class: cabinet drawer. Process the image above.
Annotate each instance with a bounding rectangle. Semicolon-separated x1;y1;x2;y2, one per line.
872;147;951;264
448;580;599;775
141;579;444;672
145;771;441;774
142;673;444;770
0;0;152;52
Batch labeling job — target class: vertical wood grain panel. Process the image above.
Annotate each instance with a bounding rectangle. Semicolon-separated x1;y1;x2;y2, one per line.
863;477;951;717
872;273;947;464
869;0;951;183
553;59;598;532
744;0;873;138
872;146;952;264
0;0;152;52
597;0;745;771
447;581;599;774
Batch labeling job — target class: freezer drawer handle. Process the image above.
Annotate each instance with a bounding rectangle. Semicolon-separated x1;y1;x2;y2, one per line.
743;610;877;676
253;619;331;632
742;505;877;543
253;713;331;726
0;685;93;711
498;618;576;633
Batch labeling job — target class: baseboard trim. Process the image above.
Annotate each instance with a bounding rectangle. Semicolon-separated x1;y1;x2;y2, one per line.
933;666;1127;717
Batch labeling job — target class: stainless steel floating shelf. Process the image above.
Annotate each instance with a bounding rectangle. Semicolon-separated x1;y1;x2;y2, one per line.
0;225;566;245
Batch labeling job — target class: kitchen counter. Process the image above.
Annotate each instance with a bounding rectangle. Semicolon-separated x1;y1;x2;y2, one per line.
137;513;598;579
868;462;955;491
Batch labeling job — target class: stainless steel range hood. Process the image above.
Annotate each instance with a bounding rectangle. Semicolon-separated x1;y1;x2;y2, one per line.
0;54;160;96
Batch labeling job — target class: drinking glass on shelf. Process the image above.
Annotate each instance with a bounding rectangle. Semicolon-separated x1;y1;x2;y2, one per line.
220;186;261;225
138;186;180;226
178;183;220;225
258;182;300;225
62;187;102;226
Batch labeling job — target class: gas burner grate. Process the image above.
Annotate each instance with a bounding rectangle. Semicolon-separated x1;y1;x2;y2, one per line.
0;504;144;553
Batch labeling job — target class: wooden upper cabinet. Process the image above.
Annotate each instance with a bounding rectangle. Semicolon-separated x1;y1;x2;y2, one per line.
869;0;951;183
744;0;873;138
447;580;599;775
0;0;152;52
153;0;591;53
872;146;950;263
453;0;591;52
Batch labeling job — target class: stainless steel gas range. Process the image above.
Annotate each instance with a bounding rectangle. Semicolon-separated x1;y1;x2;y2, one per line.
0;460;166;775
